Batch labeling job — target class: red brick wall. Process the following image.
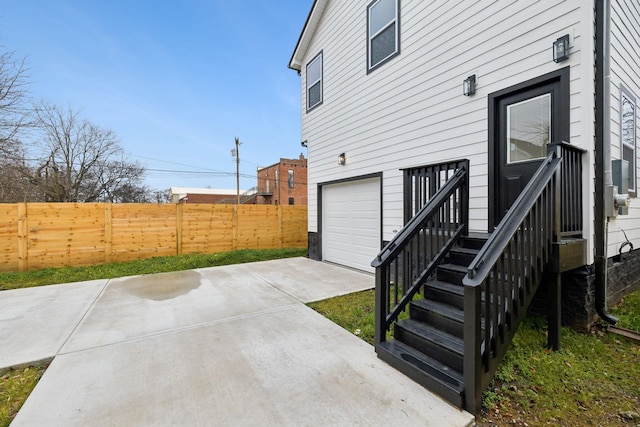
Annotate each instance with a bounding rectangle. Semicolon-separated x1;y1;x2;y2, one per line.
257;156;307;205
184;193;233;204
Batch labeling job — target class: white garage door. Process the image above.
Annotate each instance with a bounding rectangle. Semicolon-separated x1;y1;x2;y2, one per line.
322;177;381;273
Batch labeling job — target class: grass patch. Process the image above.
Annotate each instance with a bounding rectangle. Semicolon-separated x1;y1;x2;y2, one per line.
0;248;306;291
0;365;47;427
610;288;640;332
479;318;640;426
308;288;640;426
308;289;377;344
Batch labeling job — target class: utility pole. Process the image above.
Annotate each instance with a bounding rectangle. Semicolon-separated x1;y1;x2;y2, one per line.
232;137;240;204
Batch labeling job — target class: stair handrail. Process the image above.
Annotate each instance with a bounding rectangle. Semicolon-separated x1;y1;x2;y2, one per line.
372;165;468;344
461;147;562;414
464;150;561;283
372;166;467;268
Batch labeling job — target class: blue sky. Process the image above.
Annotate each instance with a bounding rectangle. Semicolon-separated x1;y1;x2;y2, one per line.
0;0;313;192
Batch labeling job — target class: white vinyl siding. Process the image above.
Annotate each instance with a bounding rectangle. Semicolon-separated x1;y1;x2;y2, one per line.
608;0;640;257
300;1;593;259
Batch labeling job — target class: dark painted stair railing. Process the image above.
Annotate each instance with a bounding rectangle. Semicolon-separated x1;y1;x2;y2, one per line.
371;164;470;407
371;144;579;415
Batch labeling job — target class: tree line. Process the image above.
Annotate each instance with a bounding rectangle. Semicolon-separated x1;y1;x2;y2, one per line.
0;46;166;203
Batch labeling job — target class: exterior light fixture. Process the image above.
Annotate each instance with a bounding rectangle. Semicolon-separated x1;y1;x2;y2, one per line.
463;75;476;96
553;35;570;63
338;153;346;165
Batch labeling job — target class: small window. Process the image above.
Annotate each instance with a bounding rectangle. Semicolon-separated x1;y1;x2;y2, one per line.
306;52;323;111
367;0;400;72
507;94;551;164
621;88;637;194
288;197;294;205
288;170;294;188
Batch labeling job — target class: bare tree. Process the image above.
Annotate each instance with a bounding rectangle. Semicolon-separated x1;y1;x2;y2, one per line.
27;103;148;202
152;189;170;203
0;48;31;159
0;156;40;202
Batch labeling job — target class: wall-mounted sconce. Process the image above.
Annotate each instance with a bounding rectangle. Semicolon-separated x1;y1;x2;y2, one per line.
463;75;476;96
553;35;570;63
338;153;346;165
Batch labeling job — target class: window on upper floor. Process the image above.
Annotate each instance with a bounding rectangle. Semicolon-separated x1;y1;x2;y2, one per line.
621;87;637;195
306;52;323;111
288;170;294;188
367;0;400;73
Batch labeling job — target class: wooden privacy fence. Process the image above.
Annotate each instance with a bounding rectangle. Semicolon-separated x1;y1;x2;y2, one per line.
0;203;307;272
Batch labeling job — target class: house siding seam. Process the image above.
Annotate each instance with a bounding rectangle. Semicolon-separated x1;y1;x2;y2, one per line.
299;1;591;250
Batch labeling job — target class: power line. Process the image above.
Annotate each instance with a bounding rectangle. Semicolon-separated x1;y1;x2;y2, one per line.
129;153;228;173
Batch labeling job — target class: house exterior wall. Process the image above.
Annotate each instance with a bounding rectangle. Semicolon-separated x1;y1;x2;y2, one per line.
607;0;640;258
256;155;308;206
298;1;596;259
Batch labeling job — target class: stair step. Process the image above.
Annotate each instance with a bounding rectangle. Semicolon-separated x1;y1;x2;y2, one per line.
459;234;489;250
449;246;480;266
423;280;464;309
394;319;464;372
376;340;464;408
410;299;464;338
436;263;468;285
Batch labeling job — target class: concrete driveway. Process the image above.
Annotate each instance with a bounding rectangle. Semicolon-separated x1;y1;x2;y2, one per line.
2;257;474;426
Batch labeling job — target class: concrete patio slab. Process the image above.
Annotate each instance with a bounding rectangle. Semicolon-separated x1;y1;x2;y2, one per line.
12;304;473;427
61;266;299;353
6;258;473;426
241;256;374;303
0;279;107;370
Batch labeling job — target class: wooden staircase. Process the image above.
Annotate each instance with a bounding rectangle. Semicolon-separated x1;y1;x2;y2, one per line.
372;143;586;414
376;234;487;408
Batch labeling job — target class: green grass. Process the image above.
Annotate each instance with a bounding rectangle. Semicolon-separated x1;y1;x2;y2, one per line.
308;288;640;426
0;248;307;291
0;365;47;427
479;317;640;426
308;289;377;343
610;288;640;332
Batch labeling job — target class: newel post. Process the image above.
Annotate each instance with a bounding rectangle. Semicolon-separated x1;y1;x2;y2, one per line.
547;143;563;350
463;282;482;414
374;262;387;345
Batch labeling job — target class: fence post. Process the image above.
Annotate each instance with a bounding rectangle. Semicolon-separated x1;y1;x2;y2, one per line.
277;206;283;248
176;203;183;255
232;205;238;250
17;203;27;272
104;203;112;264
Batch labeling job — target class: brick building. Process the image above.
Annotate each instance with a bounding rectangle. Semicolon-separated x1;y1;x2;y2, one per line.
256;154;307;205
169;187;256;204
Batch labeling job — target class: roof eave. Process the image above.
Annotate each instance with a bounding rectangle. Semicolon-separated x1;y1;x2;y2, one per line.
288;0;328;71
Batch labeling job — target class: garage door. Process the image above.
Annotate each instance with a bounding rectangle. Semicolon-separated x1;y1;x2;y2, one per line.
322;177;380;273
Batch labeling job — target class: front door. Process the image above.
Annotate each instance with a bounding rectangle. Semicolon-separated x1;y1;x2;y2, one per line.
488;68;570;228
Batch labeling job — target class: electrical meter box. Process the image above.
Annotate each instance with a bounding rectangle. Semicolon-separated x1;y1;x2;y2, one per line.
612;159;629;215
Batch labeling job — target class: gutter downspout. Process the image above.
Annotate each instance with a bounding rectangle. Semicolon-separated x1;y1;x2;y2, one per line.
594;0;619;325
